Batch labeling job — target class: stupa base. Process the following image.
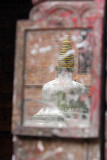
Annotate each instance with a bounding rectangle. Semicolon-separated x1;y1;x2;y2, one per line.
23;113;90;128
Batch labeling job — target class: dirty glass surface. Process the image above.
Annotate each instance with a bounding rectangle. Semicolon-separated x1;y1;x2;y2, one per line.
23;29;92;129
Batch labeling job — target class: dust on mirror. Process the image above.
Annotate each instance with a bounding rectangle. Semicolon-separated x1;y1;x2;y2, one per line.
23;29;92;129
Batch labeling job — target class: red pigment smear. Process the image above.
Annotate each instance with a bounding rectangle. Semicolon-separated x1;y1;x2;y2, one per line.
89;86;96;119
72;18;77;27
56;153;61;159
69;9;73;14
38;19;44;23
90;79;100;120
90;95;97;120
61;12;69;17
89;85;96;97
88;16;98;23
48;9;57;15
51;20;56;24
91;68;97;79
95;0;104;6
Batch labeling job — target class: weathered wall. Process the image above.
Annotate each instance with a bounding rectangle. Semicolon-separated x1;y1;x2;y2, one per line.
11;0;106;159
0;0;106;160
12;0;106;160
13;137;100;160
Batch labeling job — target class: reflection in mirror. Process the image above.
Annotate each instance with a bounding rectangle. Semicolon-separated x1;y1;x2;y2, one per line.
23;30;92;129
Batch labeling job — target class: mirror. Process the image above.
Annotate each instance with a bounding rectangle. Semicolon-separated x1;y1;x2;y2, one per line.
23;29;92;129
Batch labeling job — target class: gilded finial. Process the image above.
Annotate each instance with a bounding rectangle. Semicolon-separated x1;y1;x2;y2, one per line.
64;35;70;41
57;35;74;70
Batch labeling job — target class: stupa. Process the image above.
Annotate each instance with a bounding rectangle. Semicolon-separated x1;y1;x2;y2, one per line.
33;35;90;127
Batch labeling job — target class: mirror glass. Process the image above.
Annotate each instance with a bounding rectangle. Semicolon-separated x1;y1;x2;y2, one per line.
23;29;92;128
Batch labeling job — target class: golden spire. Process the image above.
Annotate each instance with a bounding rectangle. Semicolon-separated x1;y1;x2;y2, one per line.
64;35;70;41
58;35;74;70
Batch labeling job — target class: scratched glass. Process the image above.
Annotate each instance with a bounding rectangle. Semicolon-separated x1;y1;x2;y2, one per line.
23;29;92;128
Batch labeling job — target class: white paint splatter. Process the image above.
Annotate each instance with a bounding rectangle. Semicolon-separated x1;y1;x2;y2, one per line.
55;147;63;153
81;31;87;36
12;136;17;142
31;49;37;55
76;41;88;48
37;141;45;152
40;147;63;160
71;35;77;42
67;153;74;160
39;46;52;54
49;65;55;73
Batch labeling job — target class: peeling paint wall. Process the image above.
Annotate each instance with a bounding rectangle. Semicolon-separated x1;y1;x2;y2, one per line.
12;0;105;160
13;137;100;160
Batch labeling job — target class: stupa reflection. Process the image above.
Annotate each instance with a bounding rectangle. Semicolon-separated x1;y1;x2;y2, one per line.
33;35;90;127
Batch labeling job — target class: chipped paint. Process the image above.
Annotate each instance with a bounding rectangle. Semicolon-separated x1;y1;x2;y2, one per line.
12;0;105;160
37;141;45;152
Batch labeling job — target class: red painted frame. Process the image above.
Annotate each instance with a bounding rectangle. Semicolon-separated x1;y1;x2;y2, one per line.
12;1;105;138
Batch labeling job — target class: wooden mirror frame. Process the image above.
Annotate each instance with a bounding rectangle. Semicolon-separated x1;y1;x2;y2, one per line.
12;1;105;138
